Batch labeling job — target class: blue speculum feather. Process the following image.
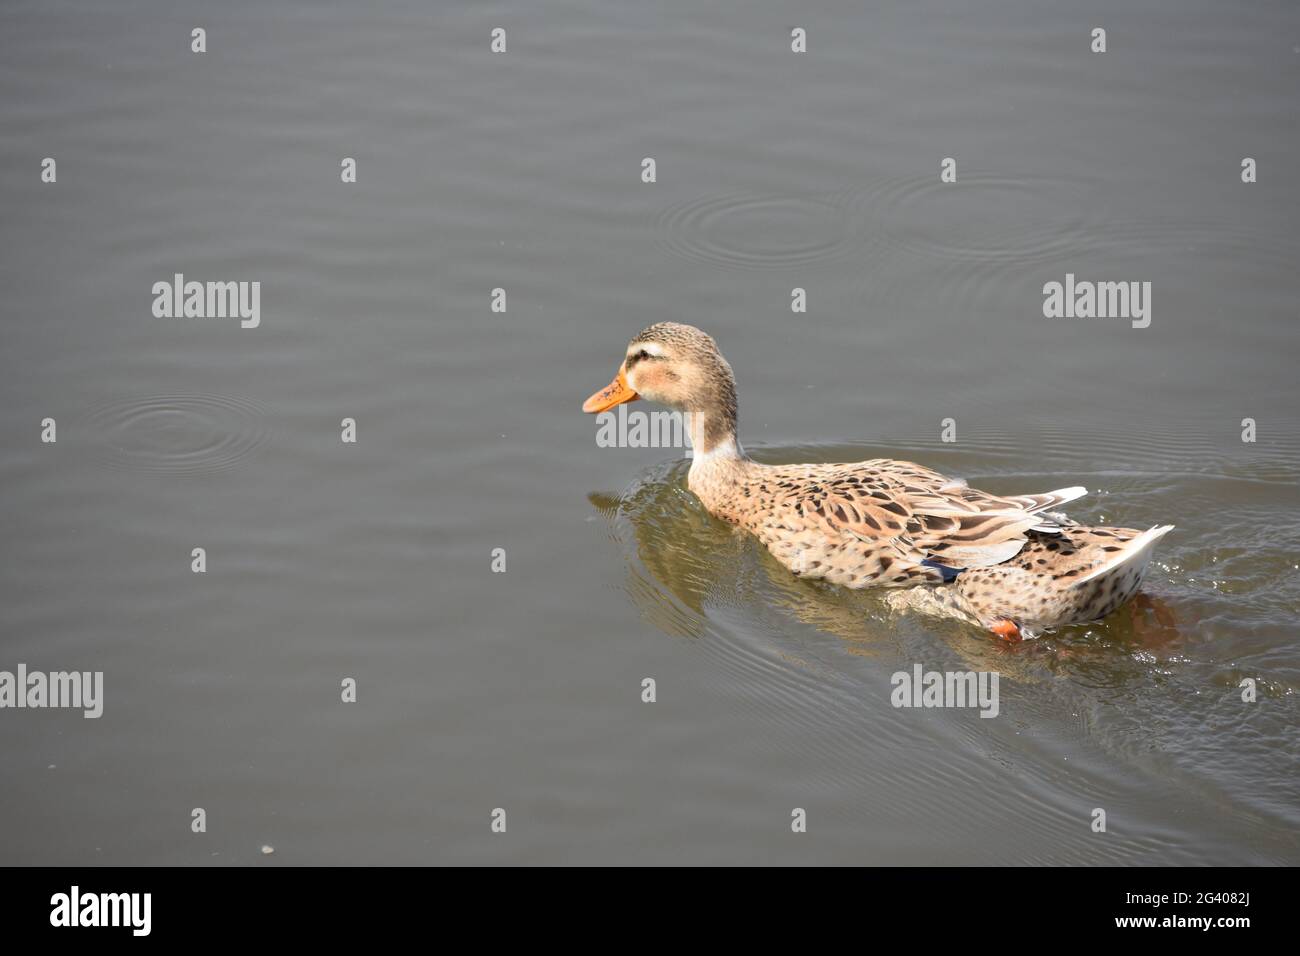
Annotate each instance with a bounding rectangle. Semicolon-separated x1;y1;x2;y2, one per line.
920;559;962;583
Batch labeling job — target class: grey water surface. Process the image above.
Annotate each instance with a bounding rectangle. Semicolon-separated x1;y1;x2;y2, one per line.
1;0;1297;864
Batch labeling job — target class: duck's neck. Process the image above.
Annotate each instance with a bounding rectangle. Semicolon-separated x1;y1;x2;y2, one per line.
686;406;749;513
687;406;747;470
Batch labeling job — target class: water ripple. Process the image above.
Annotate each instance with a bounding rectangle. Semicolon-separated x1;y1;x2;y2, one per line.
81;394;270;477
656;189;866;270
862;172;1108;265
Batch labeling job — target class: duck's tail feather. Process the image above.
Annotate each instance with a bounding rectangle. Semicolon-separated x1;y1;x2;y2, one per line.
1074;525;1175;586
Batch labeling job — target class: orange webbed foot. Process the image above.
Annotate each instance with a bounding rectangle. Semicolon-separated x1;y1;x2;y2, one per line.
1129;592;1180;643
989;618;1022;642
1133;591;1178;628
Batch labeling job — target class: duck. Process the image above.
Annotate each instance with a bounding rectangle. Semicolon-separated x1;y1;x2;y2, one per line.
581;322;1173;640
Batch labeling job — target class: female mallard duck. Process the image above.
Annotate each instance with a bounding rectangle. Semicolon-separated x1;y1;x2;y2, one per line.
582;322;1173;640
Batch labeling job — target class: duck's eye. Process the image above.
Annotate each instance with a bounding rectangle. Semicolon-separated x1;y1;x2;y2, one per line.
628;349;652;366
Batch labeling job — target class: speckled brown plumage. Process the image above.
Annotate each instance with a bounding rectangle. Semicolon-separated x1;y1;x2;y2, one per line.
951;525;1168;630
584;322;1175;635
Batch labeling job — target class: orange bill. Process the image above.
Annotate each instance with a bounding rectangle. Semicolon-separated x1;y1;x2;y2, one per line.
582;367;640;413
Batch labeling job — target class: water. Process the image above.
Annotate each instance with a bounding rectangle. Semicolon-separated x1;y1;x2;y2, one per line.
1;0;1297;865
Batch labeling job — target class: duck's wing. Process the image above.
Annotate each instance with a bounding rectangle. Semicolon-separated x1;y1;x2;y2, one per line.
783;460;1089;572
774;469;952;584
879;459;1086;519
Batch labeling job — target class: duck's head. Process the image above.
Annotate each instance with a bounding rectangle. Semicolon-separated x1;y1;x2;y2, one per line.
581;322;738;418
